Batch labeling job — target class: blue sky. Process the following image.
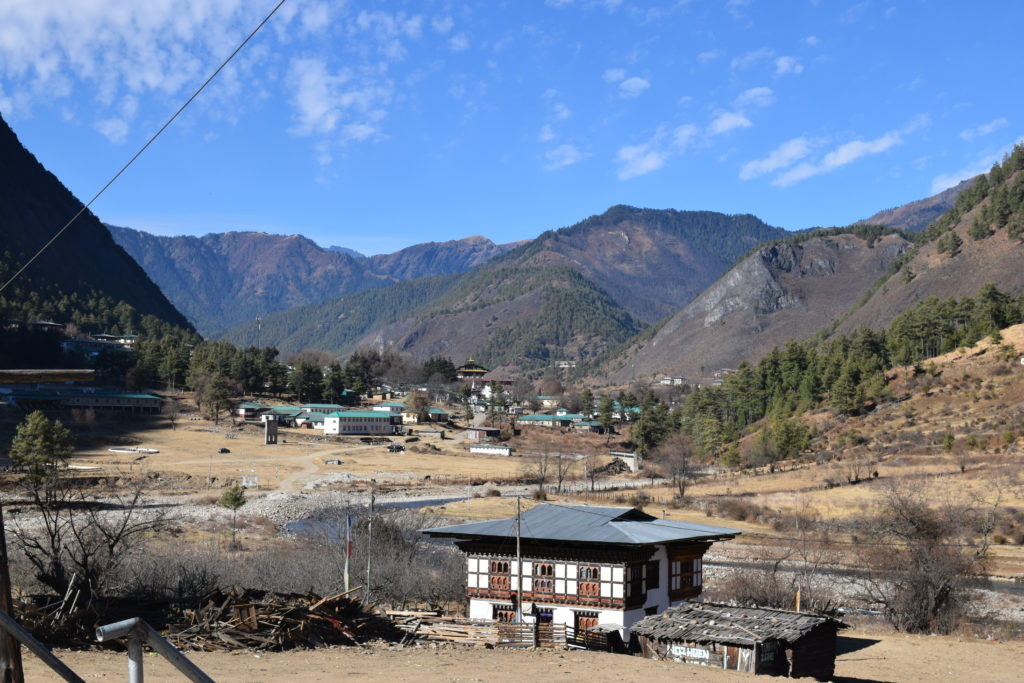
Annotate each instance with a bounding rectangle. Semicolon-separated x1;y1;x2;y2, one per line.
2;1;1022;255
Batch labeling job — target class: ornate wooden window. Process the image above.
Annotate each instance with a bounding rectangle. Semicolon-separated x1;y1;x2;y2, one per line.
625;564;644;601
669;557;702;600
646;560;660;590
574;611;599;632
489;560;511;591
493;604;516;622
533;562;554;593
578;565;601;596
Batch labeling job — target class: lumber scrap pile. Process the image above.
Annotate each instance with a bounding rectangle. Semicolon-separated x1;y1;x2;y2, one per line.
387;610;499;645
167;587;402;651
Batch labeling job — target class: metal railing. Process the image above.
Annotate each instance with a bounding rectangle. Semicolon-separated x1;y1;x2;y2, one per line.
0;610;83;682
96;618;213;683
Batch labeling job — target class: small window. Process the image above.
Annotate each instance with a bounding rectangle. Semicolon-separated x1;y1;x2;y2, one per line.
493;604;516;622
533;563;554;593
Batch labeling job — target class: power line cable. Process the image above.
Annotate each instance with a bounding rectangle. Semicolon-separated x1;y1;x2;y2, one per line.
0;0;288;297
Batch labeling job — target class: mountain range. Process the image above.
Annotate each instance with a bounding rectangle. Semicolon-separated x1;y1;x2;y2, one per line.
220;206;787;370
108;227;520;336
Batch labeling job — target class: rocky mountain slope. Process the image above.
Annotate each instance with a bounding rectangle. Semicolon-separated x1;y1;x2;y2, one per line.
109;227;518;336
223;206;787;369
0;114;190;330
856;178;973;233
602;227;912;384
838;148;1024;334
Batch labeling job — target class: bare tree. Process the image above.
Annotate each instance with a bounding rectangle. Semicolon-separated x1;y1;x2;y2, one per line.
553;454;576;493
651;432;697;501
847;484;997;633
9;472;169;608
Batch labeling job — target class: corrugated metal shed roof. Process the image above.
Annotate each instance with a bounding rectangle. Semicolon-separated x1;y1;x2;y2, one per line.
422;504;739;546
631;601;846;647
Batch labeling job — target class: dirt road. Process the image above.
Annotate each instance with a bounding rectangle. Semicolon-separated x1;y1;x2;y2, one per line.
23;629;1024;682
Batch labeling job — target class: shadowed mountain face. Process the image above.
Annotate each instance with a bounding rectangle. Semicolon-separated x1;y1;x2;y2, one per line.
0;114;190;330
604;230;913;383
856;179;974;233
221;206;788;372
108;227;519;336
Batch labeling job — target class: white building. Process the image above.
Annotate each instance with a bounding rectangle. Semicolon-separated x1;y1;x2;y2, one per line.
423;504;739;638
323;410;400;436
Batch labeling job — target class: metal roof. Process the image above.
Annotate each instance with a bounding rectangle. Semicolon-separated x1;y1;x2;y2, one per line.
631;601;846;647
422;504;740;546
325;410;393;418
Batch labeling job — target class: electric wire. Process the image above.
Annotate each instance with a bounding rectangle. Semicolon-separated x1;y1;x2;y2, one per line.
0;0;288;297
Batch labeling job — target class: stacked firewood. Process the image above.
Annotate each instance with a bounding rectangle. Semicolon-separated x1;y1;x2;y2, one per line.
166;587;401;651
386;610;499;645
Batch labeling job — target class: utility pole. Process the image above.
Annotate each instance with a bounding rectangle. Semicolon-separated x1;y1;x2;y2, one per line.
0;505;25;683
343;511;351;592
365;486;375;603
515;496;523;623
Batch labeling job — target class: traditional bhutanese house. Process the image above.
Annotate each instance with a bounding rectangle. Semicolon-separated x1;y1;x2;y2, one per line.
630;602;846;681
456;358;490;381
422;504;739;638
574;420;607;434
295;410;326;428
233;401;265;420
534;395;559;409
323;410;401;436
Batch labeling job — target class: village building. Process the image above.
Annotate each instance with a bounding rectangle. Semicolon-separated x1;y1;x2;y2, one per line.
516;414;578;428
468;444;513;456
534;395;559;410
630;602;846;681
400;407;449;425
423;504;739;638
456;358;490;381
7;389;161;414
323;410;401;436
295;411;325;429
265;406;303;427
233;401;265;420
372;401;407;416
299;403;345;415
465;427;502;442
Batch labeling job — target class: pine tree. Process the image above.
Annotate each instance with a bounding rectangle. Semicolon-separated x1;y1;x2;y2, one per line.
10;411;73;474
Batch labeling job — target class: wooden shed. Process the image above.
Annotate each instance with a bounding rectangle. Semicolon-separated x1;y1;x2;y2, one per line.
630;601;846;681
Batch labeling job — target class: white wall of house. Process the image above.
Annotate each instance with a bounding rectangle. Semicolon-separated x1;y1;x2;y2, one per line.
323;415;395;435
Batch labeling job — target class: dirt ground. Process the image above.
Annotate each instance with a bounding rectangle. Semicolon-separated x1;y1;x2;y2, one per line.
23;628;1024;682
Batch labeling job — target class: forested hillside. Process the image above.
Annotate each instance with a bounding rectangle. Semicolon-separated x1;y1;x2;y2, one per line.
0;114;191;334
856;178;973;233
838;144;1024;334
110;227;518;336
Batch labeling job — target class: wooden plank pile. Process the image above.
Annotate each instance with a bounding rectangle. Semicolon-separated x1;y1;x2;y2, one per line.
386;610;500;645
166;587;402;651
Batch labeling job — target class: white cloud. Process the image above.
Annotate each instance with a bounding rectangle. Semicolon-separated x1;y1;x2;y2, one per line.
673;124;699;149
930;151;1007;194
725;0;752;20
697;49;723;64
774;56;803;75
740;137;810;180
538;124;556;142
774;131;903;186
615;123;697;180
544;143;586;170
960;117;1008;141
619;76;650;98
735;86;773;109
603;68;626;83
431;16;454;34
731;47;774;70
94;117;129;144
449;33;470;52
709;112;752;135
553;103;571;120
617;143;667;180
803;35;819;46
286;57;391;147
